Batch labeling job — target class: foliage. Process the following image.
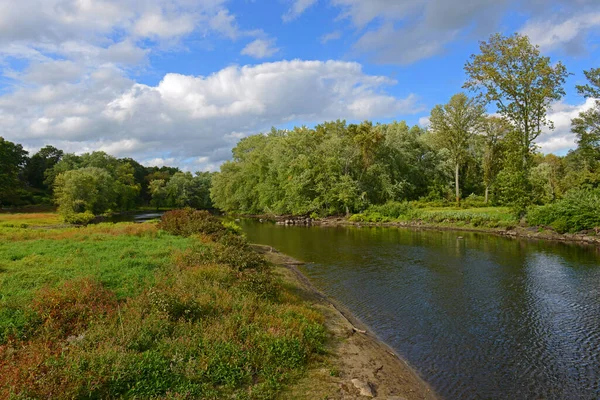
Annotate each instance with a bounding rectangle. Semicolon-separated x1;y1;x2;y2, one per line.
464;33;568;161
211;120;445;216
429;93;485;203
0;137;28;206
481;117;510;202
150;171;213;210
53;167;118;224
527;187;600;233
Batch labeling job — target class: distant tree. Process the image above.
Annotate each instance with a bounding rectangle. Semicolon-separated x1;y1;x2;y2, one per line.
114;163;141;211
481;117;510;203
0;137;28;206
164;172;213;209
149;179;167;210
54;167;117;224
429;93;485;203
24;145;63;191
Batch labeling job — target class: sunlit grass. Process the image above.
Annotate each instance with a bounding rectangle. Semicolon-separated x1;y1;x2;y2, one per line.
0;212;61;228
0;212;325;399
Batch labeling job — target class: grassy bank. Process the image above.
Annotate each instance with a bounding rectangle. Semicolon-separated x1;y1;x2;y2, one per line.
349;202;518;230
0;210;326;399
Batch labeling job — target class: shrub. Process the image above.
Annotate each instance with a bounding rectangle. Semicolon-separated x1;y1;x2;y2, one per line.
31;278;117;337
159;209;227;238
527;187;600;233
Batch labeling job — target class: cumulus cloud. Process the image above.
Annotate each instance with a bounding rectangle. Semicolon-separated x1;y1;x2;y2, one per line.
0;0;243;86
0;60;420;170
241;39;280;59
521;12;600;54
536;98;597;154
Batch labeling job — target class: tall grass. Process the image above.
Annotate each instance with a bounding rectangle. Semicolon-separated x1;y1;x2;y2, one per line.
350;201;516;228
1;210;325;399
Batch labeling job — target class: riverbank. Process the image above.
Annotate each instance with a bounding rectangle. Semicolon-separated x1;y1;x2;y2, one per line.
315;217;600;246
244;213;600;246
252;244;438;399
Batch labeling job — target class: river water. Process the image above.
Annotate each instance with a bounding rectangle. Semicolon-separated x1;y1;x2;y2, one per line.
239;221;600;399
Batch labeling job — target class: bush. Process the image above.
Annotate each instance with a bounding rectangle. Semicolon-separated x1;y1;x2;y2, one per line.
349;201;414;222
31;278;117;337
159;209;227;238
527;187;600;233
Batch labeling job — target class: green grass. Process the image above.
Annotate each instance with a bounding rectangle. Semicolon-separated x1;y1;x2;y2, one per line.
350;202;517;228
0;211;326;399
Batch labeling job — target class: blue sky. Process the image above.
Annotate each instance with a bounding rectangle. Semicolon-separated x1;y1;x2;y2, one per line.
1;0;599;171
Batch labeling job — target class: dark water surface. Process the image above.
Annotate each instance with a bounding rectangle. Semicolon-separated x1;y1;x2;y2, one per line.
240;221;600;399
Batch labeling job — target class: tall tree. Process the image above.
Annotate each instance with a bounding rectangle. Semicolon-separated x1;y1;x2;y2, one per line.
464;33;568;168
0;137;28;206
481;117;510;203
572;68;600;171
429;93;485;203
24;145;63;191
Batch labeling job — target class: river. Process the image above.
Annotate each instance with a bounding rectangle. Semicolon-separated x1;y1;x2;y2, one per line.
239;220;600;399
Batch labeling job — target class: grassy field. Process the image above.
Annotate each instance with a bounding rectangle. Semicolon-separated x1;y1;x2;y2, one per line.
0;211;325;399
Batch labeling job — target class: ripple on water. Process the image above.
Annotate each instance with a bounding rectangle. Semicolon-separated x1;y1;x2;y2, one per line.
241;221;600;399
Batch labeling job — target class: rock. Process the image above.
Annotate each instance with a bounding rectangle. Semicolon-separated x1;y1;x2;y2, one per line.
351;379;375;397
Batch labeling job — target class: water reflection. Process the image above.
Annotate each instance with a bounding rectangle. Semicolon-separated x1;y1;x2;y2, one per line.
240;222;600;399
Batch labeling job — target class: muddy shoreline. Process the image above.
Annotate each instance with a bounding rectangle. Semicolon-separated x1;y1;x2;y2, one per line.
252;244;438;399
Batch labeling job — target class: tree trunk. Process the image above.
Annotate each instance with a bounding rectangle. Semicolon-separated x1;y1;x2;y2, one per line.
485;185;489;204
455;162;460;204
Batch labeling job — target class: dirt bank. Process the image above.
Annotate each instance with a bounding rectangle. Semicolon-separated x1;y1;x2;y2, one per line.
252;244;438;400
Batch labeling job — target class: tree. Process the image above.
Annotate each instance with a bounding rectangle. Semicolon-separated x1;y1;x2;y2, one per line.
572;68;600;171
481;117;510;203
54;167;117;223
149;179;167;210
464;33;568;169
429;93;485;203
0;137;28;206
24;145;63;191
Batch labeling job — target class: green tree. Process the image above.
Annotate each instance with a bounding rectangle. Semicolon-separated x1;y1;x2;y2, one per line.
481;117;510;203
0;137;28;206
149;179;167;210
24;145;63;191
54;167;117;223
429;93;485;203
464;33;568;169
572;68;600;171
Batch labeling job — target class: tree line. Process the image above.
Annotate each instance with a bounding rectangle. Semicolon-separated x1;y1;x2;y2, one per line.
0;143;213;223
211;33;599;219
2;33;600;226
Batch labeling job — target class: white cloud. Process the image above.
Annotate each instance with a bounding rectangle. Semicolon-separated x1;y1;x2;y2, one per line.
241;39;280;59
418;116;430;128
521;12;600;53
328;0;600;64
536;98;597;154
320;31;342;44
0;60;420;171
283;0;319;22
